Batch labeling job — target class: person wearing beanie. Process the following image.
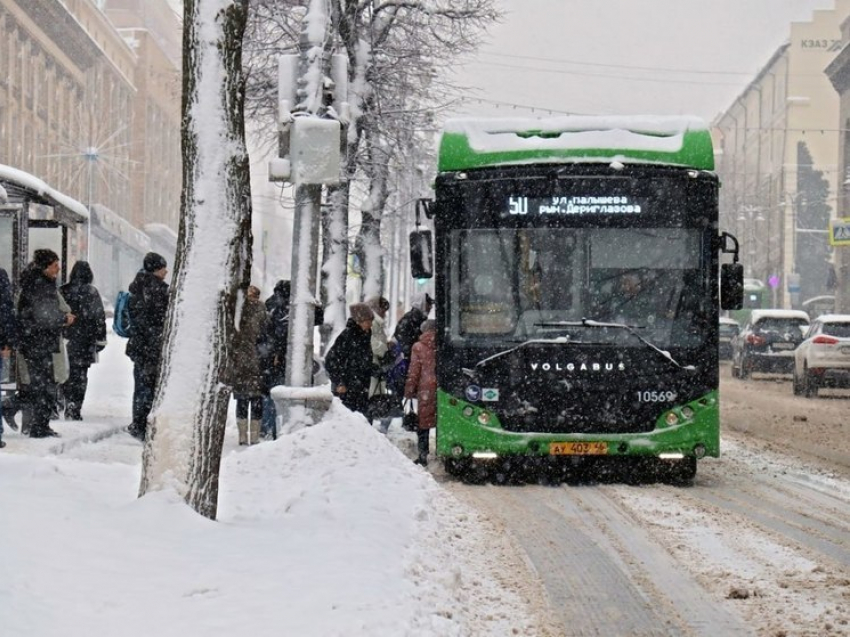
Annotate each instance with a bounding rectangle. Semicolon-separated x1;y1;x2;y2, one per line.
404;319;437;466
143;252;168;274
125;253;170;441
16;250;76;438
324;303;375;416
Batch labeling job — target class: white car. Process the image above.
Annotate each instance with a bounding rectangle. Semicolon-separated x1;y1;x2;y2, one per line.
792;314;850;397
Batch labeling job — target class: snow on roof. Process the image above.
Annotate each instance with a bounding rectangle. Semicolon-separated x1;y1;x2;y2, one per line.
443;115;707;155
144;222;178;241
719;317;740;325
0;163;88;219
751;309;810;323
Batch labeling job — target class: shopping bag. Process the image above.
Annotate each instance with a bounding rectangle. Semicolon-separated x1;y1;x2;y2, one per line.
402;399;418;432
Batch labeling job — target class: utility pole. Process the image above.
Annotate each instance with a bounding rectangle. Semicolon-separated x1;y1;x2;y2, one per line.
268;0;346;431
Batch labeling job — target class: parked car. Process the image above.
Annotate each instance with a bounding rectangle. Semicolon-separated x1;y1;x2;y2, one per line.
719;316;740;360
730;309;810;378
792;313;850;397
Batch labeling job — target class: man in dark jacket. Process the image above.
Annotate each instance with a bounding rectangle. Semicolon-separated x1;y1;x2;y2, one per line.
16;250;76;438
324;303;375;416
60;261;106;420
126;252;169;440
393;292;434;360
0;266;16;447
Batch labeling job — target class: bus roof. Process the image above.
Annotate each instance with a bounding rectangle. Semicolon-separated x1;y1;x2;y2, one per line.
438;116;714;173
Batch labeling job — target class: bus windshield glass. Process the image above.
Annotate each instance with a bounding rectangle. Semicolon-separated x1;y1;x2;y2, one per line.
448;227;706;348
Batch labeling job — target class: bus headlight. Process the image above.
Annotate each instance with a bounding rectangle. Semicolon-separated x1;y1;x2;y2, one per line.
462;406;475;417
681;406;695;420
665;412;679;426
477;412;491;425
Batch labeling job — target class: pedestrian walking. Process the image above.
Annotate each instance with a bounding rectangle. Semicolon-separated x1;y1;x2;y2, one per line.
324;303;374;416
404;319;437;466
0;266;16;448
230;285;267;445
125;252;169;441
16;250;76;438
59;261;106;420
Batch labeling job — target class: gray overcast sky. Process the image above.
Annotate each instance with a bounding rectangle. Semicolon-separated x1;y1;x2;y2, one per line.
448;0;837;121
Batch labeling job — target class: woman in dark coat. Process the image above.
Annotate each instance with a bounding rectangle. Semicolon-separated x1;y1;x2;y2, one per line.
324;303;374;416
60;261;106;420
404;319;437;465
230;286;267;444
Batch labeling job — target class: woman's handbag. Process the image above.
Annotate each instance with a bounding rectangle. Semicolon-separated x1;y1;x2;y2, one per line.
402;399;418;432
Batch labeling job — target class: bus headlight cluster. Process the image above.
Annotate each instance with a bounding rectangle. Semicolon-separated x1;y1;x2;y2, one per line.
663;403;700;427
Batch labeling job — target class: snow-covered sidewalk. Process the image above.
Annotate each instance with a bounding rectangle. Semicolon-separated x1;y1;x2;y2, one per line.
0;336;544;636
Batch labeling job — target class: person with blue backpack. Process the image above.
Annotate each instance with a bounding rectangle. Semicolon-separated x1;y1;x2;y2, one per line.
125;252;169;441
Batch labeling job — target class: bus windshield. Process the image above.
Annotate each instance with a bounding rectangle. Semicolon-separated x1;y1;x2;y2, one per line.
448;227;706;348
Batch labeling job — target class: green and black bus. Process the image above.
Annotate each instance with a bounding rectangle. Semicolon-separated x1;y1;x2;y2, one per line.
411;116;742;483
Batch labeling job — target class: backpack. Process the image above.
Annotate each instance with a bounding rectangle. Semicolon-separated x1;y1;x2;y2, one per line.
113;290;132;338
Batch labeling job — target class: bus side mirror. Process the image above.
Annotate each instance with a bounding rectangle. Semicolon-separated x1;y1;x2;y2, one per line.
410;230;433;279
720;263;744;310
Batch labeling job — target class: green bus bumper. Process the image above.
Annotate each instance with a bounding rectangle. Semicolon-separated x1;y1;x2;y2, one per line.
435;389;720;460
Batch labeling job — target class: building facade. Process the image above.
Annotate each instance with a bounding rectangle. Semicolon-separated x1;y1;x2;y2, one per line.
0;0;180;250
713;1;850;309
825;12;850;314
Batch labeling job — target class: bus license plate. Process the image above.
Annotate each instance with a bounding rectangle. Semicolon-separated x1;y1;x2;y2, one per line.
550;441;608;455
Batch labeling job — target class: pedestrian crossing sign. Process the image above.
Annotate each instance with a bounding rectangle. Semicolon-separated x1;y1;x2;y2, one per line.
830;218;850;246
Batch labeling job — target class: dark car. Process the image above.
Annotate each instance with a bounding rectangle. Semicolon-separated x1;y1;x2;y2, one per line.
719;317;739;360
731;309;810;378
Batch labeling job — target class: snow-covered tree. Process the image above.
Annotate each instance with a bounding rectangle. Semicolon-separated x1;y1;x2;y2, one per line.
243;0;498;337
139;0;253;520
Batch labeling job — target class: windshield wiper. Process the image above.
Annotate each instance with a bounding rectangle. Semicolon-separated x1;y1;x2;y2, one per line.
463;336;572;377
571;318;692;369
464;318;694;376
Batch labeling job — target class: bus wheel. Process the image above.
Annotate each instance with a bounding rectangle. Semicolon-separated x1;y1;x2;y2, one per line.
444;457;469;478
665;457;697;486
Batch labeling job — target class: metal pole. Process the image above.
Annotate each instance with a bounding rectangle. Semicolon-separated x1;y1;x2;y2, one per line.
285;182;322;389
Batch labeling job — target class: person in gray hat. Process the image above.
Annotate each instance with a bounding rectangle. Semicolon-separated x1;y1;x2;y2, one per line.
126;252;169;441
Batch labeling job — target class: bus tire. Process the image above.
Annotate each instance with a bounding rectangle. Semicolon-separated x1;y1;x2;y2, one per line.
666;457;697;485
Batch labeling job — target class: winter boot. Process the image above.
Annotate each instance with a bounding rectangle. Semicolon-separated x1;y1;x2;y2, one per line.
2;397;19;431
415;429;429;465
248;419;260;445
237;418;248;446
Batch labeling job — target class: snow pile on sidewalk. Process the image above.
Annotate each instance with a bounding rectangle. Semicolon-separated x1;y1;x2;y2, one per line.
0;339;541;636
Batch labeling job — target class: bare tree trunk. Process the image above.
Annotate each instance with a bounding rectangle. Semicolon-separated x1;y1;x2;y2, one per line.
356;137;390;300
139;0;252;520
